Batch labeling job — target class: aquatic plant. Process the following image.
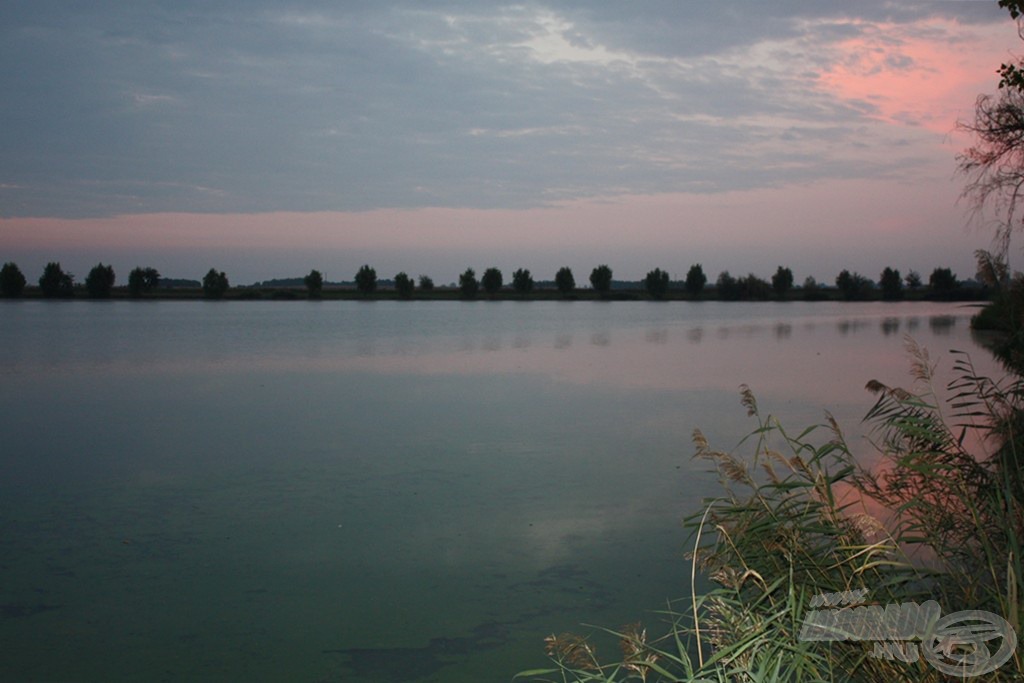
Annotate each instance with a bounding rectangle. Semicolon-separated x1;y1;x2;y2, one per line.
519;339;1024;682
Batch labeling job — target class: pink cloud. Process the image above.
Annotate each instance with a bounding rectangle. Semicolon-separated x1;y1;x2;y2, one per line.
815;18;1021;134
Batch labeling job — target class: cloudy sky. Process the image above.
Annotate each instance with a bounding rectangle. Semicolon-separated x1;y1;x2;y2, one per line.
0;1;1019;284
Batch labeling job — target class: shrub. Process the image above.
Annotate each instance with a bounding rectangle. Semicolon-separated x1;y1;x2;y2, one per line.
0;262;26;297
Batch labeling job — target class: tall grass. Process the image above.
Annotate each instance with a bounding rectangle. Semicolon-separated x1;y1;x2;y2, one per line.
518;340;1024;682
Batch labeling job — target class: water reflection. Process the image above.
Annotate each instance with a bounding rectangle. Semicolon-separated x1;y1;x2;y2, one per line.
554;334;573;349
688;327;703;344
774;323;792;339
645;329;668;344
929;315;957;334
880;318;900;336
590;332;610;347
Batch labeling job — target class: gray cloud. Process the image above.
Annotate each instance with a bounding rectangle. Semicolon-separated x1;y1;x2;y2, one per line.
0;0;1009;218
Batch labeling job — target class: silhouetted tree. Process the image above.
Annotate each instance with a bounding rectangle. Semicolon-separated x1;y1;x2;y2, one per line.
716;271;740;300
39;262;74;298
771;266;794;298
304;269;324;298
879;267;903;300
590;264;612;296
644;268;670;299
836;269;871;300
0;262;26;297
802;276;825;301
85;263;115;298
481;267;503;296
127;267;160;297
394;272;414;299
355;265;377;295
512;268;533;296
418;275;434;291
202;268;229;299
459;268;479;299
685;264;707;297
929;267;959;299
739;273;771;300
555;267;575;297
905;270;922;291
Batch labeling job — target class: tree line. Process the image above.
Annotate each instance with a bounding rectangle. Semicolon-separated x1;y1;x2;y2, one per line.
0;260;973;301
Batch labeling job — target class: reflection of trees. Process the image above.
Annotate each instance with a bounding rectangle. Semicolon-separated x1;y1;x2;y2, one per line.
774;323;792;339
929;315;957;334
590;332;610;347
880;318;900;336
687;327;703;344
645;329;668;344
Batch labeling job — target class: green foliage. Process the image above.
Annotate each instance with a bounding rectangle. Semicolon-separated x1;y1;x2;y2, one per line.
644;268;670;299
512;268;534;296
905;270;922;291
771;266;793;298
304;269;324;298
127;267;160;297
202;268;229;299
38;262;74;298
459;267;479;299
394;271;414;299
85;263;115;298
418;274;435;291
355;264;377;295
879;266;903;300
835;269;871;300
0;262;27;297
481;267;503;295
589;265;612;295
555;266;575;296
928;267;958;299
685;264;706;297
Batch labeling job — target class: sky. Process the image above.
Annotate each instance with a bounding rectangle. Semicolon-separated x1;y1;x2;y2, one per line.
1;1;1021;285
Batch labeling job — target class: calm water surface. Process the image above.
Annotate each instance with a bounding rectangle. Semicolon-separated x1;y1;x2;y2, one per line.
0;300;1004;682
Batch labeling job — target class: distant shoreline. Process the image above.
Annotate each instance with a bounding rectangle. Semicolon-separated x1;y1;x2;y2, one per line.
0;286;989;303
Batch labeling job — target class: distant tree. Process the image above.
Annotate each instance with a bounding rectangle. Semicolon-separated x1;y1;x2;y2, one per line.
836;269;871;300
739;273;771;300
716;271;740;300
771;266;794;298
459;268;479;299
644;268;670;299
555;267;575;296
0;262;26;297
355;264;377;296
202;268;229;299
481;267;503;296
590;264;612;296
394;271;414;299
304;269;324;298
929;267;959;299
85;263;115;298
879;267;903;300
684;264;707;297
127;267;160;297
905;270;922;291
802;275;825;301
512;268;533;296
418;275;435;292
39;262;74;298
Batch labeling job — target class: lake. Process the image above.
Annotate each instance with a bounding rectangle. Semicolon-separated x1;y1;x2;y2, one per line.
0;299;1004;682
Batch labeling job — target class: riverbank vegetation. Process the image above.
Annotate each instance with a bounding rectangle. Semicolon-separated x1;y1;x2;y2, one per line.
0;259;990;302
